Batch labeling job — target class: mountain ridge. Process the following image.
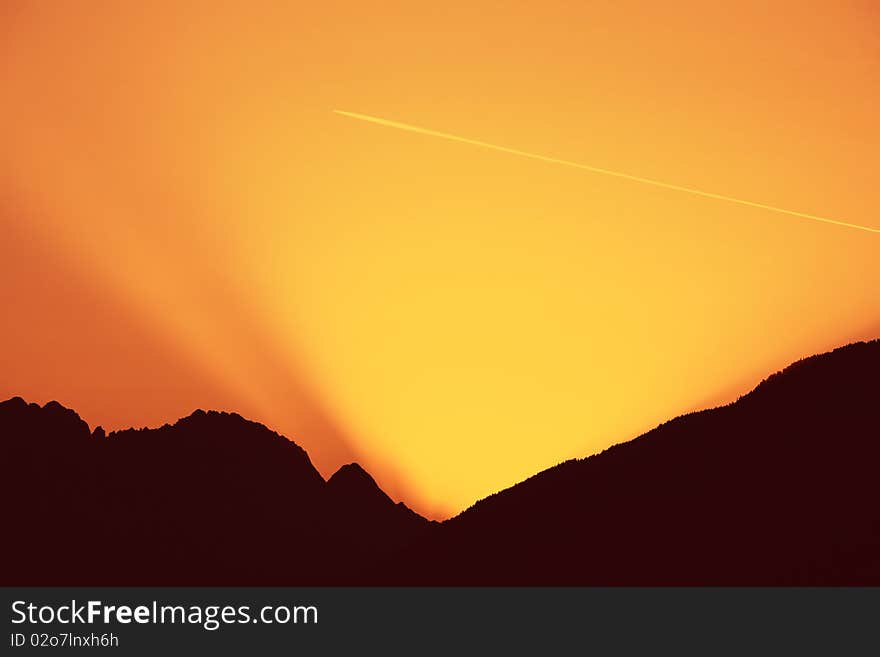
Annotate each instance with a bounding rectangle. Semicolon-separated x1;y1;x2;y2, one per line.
452;339;879;520
402;339;879;584
1;338;878;584
0;395;431;584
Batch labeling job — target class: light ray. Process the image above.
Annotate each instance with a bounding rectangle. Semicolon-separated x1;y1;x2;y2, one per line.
333;110;879;234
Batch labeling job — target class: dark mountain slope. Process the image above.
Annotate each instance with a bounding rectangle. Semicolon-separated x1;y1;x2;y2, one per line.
396;340;880;584
325;463;438;553
0;400;429;584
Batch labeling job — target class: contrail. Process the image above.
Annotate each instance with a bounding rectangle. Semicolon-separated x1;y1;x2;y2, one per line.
333;109;879;234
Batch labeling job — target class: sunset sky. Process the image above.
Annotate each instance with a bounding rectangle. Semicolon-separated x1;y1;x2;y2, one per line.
2;1;878;518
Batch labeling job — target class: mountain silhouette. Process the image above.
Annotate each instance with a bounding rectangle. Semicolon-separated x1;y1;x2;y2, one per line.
323;463;435;552
395;340;880;584
0;402;431;584
1;340;878;584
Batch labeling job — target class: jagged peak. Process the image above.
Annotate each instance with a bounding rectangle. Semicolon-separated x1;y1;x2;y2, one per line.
329;462;378;486
327;462;393;501
0;396;91;439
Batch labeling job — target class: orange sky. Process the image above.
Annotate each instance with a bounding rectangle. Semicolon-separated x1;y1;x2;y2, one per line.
1;1;878;518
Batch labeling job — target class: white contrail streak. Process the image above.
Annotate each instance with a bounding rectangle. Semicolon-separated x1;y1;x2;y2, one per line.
333;109;879;234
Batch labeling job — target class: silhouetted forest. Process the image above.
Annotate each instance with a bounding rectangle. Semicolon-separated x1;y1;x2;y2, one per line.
1;340;878;584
